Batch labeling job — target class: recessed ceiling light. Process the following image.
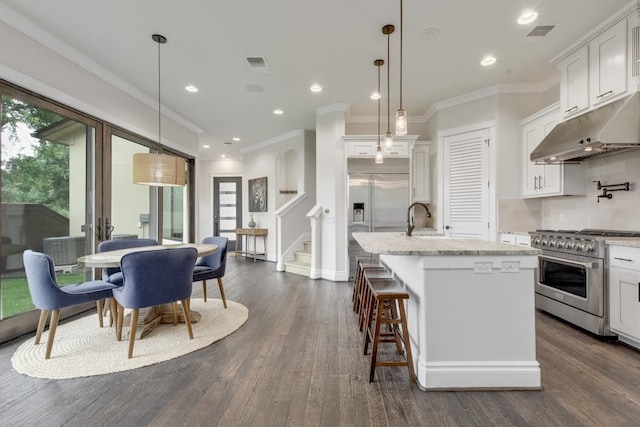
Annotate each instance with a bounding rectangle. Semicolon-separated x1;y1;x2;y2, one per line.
185;85;199;93
310;84;322;93
517;11;538;25
273;109;284;115
371;92;381;100
481;56;497;66
232;137;241;141
202;144;210;149
419;28;440;41
245;84;264;93
584;147;593;152
221;154;226;159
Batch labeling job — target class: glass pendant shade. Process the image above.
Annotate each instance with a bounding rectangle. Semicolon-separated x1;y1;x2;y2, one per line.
384;131;393;151
375;146;384;164
395;109;407;136
133;153;186;187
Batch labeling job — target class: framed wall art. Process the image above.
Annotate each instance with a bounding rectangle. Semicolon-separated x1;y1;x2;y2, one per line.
248;177;268;212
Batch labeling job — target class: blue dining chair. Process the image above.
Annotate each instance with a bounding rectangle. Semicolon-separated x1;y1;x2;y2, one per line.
192;236;228;308
23;250;119;359
113;247;198;358
98;238;158;286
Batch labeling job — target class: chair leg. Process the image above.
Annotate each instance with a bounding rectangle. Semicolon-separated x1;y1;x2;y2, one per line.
128;309;139;358
172;302;179;326
217;278;227;308
96;300;104;328
35;309;48;345
202;280;208;302
110;298;117;331
116;303;124;341
45;309;61;360
181;298;194;339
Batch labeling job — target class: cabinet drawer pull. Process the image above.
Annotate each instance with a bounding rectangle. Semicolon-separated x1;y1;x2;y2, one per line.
534;176;538;190
638;282;639;302
614;257;633;262
565;105;579;113
358;152;368;155
596;90;614;99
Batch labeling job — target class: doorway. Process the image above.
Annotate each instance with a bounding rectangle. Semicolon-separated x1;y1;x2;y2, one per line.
438;122;496;240
213;177;242;251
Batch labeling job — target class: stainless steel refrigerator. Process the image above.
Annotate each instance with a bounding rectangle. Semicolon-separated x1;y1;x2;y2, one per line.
348;173;409;279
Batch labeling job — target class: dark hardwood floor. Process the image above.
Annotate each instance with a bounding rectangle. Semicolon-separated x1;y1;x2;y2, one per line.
2;256;640;426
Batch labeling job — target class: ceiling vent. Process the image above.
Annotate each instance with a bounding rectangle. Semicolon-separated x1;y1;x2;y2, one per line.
521;25;556;42
246;56;272;74
223;141;233;146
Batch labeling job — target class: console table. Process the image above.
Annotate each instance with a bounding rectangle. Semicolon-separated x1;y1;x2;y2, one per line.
235;228;268;262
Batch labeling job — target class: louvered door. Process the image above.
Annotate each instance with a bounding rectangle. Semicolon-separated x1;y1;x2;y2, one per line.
443;128;490;239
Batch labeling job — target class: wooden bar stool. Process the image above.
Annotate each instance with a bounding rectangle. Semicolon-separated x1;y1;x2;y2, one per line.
352;260;386;313
359;269;393;331
362;277;416;383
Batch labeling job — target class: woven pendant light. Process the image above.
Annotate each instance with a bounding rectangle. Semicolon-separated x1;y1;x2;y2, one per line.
133;34;186;187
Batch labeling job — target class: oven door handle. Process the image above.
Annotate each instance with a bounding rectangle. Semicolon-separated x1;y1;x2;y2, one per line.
539;254;594;269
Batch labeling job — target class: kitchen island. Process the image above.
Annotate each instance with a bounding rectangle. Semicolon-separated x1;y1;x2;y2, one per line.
353;232;541;390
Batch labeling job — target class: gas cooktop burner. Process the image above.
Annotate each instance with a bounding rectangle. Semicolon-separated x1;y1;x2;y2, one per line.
535;229;640;237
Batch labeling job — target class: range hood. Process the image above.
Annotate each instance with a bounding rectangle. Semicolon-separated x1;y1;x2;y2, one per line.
530;92;640;163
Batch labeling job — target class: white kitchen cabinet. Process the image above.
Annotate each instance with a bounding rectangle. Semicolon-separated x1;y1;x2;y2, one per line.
558;46;589;119
411;142;431;202
520;105;586;198
589;19;628;108
500;233;531;247
556;18;632;120
344;136;411;158
608;245;640;348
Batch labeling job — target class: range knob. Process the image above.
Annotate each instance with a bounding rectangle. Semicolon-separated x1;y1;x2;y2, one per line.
549;239;556;247
575;244;583;251
557;240;566;249
533;238;541;245
541;239;548;246
584;244;594;253
565;241;575;250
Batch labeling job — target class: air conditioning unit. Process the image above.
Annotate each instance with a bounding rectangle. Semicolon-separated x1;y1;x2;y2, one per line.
43;236;86;266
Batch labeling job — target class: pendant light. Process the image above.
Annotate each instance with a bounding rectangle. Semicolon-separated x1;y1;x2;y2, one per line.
374;59;385;164
395;0;407;136
382;24;395;151
133;34;186;187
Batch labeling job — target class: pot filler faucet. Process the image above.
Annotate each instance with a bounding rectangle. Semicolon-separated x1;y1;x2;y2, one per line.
407;202;432;236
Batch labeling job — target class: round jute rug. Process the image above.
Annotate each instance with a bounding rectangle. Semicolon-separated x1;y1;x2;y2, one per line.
11;298;248;379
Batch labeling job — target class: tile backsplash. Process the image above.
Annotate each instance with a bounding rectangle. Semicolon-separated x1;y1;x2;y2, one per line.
541;149;640;231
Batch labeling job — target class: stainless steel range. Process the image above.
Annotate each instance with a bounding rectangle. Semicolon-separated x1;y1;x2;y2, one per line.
530;229;640;336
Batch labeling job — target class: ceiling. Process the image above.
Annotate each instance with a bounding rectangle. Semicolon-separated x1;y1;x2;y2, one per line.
0;0;632;160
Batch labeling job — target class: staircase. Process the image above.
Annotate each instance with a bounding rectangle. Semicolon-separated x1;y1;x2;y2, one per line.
284;240;311;277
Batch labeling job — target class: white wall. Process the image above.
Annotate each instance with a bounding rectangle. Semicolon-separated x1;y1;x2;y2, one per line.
0;20;199;156
240;130;313;262
541;150;640;230
196;158;243;241
316;106;348;281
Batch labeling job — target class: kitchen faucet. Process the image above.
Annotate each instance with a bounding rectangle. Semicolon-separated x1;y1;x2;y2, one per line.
407;202;431;236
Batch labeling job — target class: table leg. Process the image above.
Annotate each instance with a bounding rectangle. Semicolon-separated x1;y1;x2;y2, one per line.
253;235;257;262
126;303;201;339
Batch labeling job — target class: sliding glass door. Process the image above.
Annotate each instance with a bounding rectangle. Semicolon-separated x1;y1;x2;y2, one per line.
0;81;194;343
0;91;98;337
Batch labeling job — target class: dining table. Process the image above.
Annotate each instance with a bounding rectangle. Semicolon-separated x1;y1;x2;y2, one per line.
78;242;217;339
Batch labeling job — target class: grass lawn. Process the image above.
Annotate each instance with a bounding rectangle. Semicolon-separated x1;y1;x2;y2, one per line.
1;273;85;318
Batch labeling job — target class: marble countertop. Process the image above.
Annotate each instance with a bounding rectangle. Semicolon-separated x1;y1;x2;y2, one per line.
352;232;541;256
606;238;640;248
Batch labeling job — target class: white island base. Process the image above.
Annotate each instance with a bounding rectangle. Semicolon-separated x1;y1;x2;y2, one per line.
381;253;540;390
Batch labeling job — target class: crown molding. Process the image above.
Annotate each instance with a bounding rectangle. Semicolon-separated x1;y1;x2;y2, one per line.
0;3;203;135
241;129;305;153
